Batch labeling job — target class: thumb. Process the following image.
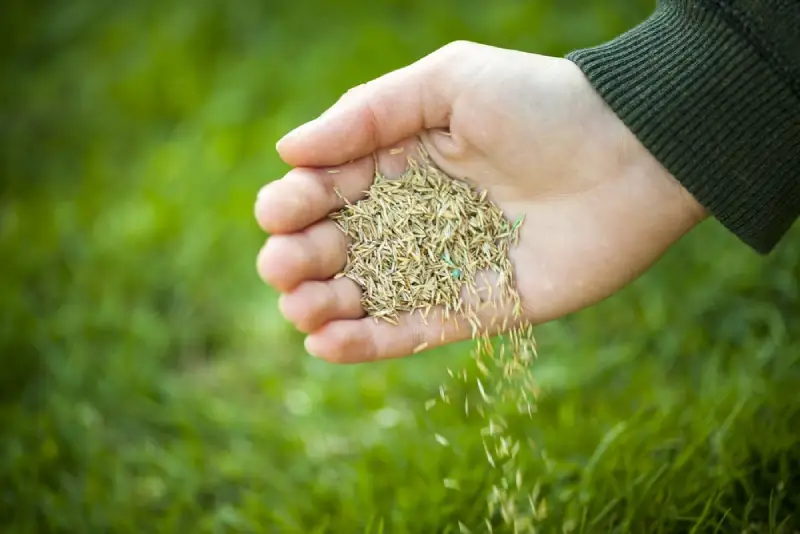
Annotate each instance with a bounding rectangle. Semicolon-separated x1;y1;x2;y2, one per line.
276;45;459;167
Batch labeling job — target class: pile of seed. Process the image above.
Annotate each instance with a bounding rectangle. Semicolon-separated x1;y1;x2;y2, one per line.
330;147;523;327
330;143;539;531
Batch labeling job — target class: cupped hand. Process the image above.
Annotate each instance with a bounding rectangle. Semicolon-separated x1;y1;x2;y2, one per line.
254;41;706;363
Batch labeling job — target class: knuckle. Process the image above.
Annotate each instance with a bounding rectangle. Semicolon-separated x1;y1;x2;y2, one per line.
344;82;368;98
297;228;322;273
301;285;336;332
280;283;330;333
322;281;341;312
275;184;308;231
439;40;475;59
334;83;370;109
423;40;479;97
357;96;383;150
337;80;383;150
309;222;347;272
335;279;364;318
301;170;337;211
282;171;328;221
332;326;373;363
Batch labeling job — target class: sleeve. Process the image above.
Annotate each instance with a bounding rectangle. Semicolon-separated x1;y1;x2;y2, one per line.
567;0;800;254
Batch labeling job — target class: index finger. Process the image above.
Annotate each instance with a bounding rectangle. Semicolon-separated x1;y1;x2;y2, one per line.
255;137;426;235
255;157;373;235
275;49;453;168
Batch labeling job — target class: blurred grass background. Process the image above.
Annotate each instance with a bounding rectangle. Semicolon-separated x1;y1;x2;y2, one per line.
1;0;798;532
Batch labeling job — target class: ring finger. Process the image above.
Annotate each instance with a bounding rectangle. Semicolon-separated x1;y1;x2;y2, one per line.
279;277;364;333
256;219;349;292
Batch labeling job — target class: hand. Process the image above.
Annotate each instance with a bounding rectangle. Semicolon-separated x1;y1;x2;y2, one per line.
254;41;706;363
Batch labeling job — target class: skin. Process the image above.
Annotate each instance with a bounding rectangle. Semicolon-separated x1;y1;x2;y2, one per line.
254;41;707;364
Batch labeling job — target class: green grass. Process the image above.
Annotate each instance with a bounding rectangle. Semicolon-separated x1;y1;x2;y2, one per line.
1;0;798;532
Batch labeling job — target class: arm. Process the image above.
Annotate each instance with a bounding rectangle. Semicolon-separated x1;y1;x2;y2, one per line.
568;0;800;253
254;3;799;363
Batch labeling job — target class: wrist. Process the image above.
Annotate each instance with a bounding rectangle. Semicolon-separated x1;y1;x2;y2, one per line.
566;57;708;241
568;0;800;253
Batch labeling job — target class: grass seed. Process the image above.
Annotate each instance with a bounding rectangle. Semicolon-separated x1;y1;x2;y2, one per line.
329;141;538;530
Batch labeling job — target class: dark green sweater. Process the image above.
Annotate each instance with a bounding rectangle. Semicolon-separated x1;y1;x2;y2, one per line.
567;0;800;254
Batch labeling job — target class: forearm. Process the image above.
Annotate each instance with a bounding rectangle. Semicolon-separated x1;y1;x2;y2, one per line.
567;0;800;254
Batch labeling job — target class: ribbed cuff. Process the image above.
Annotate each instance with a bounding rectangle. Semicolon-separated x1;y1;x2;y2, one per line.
567;0;800;254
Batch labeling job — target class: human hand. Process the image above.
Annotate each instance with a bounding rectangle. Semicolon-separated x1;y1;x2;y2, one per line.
255;41;706;363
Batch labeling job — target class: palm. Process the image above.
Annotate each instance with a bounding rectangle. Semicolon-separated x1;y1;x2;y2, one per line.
255;43;705;363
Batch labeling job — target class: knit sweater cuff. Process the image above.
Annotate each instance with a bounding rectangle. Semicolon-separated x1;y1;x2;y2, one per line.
567;0;800;254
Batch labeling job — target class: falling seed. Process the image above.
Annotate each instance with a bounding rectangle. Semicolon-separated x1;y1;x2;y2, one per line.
444;478;461;490
477;378;491;403
483;441;496;467
332;186;350;206
413;342;429;354
511;440;521;458
434;433;450;446
327;139;536;532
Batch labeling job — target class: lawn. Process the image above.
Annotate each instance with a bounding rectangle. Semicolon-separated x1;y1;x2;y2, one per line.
1;0;798;532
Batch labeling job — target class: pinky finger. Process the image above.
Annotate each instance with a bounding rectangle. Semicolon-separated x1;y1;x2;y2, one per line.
304;309;469;364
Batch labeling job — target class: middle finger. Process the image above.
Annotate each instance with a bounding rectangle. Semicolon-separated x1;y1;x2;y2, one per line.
257;219;348;292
